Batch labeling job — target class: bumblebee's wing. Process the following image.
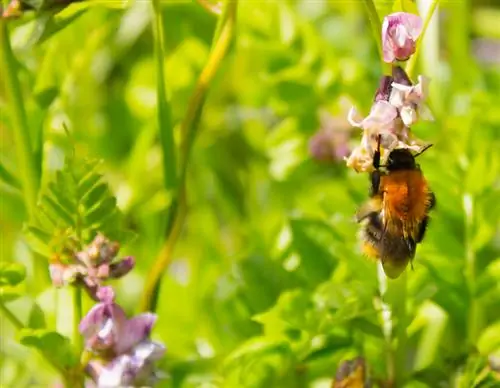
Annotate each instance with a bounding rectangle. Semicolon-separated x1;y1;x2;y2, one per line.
355;196;382;223
380;231;414;279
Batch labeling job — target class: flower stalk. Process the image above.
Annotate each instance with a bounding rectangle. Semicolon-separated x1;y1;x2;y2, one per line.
0;21;39;217
140;0;238;313
405;0;440;77
362;0;391;74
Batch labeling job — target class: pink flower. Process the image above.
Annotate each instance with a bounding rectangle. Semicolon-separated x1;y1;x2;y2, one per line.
382;12;423;63
79;287;157;356
348;100;398;135
48;234;135;300
389;75;433;126
89;341;166;387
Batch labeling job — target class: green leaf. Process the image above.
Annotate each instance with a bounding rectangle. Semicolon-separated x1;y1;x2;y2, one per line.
0;262;27;286
18;329;78;369
28;303;46;329
0;161;21;189
0;286;23;302
477;321;500;355
25;158;131;259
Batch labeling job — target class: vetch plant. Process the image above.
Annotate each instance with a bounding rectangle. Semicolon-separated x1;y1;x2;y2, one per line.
81;287;165;387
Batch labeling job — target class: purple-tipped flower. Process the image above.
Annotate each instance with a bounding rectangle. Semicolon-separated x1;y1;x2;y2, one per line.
382;12;423;63
89;341;166;387
79;286;157;356
49;234;134;299
81;287;166;387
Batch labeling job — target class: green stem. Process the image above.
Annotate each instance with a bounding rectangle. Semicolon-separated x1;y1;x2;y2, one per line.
463;194;481;345
140;0;238;313
73;287;83;349
0;21;38;217
389;271;408;386
0;300;24;329
152;0;177;192
362;0;391;74
405;0;440;78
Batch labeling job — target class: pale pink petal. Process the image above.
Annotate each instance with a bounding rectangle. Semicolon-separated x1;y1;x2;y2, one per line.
347;107;363;127
114;313;157;355
402;12;423;39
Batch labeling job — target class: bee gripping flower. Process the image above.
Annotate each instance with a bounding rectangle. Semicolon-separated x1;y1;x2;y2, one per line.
382;12;423;63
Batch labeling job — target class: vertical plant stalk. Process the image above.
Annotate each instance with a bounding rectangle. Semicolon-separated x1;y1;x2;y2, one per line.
362;0;391;74
140;0;238;313
73;287;83;349
152;0;177;192
463;194;480;345
388;271;408;386
0;21;39;217
405;0;440;77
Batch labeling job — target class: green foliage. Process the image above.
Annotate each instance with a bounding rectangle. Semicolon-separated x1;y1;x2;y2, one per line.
24;156;132;260
0;262;26;302
18;329;78;369
1;0;500;387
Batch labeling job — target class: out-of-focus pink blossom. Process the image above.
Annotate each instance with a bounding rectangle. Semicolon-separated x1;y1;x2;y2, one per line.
79;286;157;356
48;234;134;300
90;341;166;387
382;12;423;63
309;110;351;163
81;287;166;387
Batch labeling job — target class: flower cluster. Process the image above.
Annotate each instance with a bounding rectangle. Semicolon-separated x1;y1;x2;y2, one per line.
81;287;165;387
345;12;432;172
50;233;165;386
49;233;134;300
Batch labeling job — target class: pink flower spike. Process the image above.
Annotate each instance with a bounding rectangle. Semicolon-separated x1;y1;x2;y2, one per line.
382;12;423;63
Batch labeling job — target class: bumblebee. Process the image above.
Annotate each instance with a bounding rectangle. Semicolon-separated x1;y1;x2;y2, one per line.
356;135;435;279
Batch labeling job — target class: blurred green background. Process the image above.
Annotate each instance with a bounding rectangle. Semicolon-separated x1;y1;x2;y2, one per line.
1;0;499;387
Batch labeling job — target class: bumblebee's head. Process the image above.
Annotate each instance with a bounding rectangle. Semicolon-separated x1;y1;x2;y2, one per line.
386;149;417;171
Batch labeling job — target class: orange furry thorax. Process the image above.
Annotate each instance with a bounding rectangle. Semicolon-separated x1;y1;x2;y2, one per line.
380;170;430;239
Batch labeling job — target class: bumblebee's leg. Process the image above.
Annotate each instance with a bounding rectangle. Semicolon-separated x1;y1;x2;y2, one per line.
373;134;382;168
427;192;436;210
369;134;383;197
415;216;430;243
370;171;381;197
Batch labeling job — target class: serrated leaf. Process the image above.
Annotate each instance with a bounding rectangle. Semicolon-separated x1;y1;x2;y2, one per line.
84;197;117;226
41;194;75;226
18;329;78;369
81;181;107;209
25;156;130;258
0;286;23;302
48;182;76;213
77;169;102;199
0;262;27;286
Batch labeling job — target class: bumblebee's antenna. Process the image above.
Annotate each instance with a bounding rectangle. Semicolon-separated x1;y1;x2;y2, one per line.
414;143;433;158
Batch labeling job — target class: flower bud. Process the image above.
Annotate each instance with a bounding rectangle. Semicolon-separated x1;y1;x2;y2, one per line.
382;12;423;63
